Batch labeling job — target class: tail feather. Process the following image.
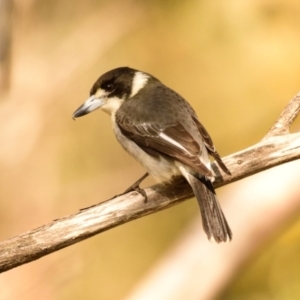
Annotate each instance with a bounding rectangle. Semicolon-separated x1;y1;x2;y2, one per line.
183;172;232;242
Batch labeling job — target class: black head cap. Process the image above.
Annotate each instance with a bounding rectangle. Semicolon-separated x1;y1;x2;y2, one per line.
90;67;137;99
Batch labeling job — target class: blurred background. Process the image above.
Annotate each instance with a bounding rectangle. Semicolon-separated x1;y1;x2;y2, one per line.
1;0;300;299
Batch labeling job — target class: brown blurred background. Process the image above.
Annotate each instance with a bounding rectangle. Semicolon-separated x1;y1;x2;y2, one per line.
1;0;300;299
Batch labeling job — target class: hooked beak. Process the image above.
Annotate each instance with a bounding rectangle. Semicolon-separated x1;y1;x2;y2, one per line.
72;95;105;119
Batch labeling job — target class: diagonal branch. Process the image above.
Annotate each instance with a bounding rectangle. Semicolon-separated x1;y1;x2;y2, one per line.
1;93;300;273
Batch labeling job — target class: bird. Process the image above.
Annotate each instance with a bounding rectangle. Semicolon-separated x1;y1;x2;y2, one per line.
72;67;232;242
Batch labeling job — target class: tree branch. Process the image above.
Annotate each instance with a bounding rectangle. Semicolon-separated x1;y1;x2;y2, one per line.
1;93;300;273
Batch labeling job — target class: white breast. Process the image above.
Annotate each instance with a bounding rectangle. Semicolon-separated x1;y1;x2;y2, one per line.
111;115;181;182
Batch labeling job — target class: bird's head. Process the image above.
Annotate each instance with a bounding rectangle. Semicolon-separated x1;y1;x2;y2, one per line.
72;67;149;119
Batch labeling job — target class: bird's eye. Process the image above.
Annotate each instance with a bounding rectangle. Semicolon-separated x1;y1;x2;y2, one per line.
103;83;114;92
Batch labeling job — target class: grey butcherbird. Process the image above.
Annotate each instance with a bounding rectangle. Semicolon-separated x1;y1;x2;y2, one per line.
73;67;232;242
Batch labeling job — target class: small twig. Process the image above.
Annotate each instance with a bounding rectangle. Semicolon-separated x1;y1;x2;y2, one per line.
0;93;300;273
264;92;300;139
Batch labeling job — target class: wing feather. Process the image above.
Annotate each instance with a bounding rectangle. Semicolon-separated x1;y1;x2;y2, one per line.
192;117;231;175
116;116;213;176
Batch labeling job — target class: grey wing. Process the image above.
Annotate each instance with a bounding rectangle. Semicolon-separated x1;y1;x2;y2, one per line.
115;115;214;177
192;116;231;175
183;102;230;174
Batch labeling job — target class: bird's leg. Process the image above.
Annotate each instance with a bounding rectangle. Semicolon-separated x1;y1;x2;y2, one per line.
82;173;150;209
123;172;149;202
124;172;149;193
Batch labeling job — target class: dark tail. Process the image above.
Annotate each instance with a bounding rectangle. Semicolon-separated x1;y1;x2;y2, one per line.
185;173;232;242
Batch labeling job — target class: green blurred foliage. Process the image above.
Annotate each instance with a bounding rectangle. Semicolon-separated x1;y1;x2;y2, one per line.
1;0;300;299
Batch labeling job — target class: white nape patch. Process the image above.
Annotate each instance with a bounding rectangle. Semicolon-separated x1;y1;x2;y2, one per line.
101;96;124;115
130;72;149;98
159;133;191;154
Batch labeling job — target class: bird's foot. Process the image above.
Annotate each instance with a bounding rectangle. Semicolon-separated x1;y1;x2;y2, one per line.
125;184;148;202
113;172;149;202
